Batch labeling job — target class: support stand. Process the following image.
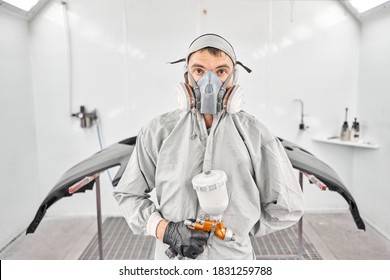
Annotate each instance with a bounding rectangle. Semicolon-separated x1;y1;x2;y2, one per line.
297;171;304;259
68;173;104;260
95;175;104;260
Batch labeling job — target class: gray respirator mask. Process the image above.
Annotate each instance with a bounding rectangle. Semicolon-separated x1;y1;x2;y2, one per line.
188;71;233;115
170;33;252;114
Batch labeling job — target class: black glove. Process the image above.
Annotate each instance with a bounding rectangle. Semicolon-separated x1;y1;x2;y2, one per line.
163;220;209;259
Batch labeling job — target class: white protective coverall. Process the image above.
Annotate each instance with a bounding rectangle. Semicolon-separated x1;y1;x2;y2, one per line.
113;108;304;260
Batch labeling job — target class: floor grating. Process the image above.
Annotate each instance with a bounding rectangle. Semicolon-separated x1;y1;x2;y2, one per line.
80;217;321;260
251;224;321;260
79;217;155;260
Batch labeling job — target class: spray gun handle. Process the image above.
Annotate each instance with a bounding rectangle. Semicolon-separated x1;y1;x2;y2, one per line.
165;246;179;259
164;221;200;260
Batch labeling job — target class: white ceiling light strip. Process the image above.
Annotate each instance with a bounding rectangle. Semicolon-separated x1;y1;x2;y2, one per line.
2;0;40;11
349;0;389;13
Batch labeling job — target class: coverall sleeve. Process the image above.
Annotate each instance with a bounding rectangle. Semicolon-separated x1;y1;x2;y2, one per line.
113;130;162;236
251;138;304;237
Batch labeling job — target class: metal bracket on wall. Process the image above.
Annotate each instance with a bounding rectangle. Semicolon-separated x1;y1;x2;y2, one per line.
71;105;98;128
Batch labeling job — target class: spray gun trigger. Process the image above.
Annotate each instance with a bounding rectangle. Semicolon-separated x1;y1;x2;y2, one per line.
207;224;217;248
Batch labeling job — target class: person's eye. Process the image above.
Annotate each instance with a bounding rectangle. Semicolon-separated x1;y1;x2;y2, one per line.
194;68;204;75
216;69;228;76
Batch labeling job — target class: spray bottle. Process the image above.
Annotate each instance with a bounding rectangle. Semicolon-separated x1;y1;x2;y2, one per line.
350;117;360;142
340;107;350;141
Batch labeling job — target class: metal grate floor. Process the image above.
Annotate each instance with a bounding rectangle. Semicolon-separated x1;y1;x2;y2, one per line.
79;217;155;260
80;217;321;260
251;224;322;260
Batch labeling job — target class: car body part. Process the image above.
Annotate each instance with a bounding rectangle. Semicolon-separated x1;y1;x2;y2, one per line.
26;136;365;234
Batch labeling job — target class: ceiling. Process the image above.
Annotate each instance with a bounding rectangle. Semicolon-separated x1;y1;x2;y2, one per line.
1;0;390;22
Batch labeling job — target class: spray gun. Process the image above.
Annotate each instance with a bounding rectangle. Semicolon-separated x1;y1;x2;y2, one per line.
165;170;234;259
187;170;235;241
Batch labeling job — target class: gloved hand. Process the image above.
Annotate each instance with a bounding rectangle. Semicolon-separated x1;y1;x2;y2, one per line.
163;220;209;259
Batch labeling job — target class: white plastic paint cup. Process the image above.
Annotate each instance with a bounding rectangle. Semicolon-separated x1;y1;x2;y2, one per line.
192;170;228;218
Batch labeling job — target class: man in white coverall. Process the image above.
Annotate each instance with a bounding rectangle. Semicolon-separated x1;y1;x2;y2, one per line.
113;33;304;260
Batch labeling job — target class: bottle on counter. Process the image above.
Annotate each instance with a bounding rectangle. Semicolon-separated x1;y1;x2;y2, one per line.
340;108;350;141
350;117;360;142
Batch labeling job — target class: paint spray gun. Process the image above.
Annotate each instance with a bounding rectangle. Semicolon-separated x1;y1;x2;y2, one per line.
164;170;234;259
185;170;235;242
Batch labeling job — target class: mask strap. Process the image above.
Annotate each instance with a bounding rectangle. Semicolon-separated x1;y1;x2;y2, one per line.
236;61;252;73
168;58;186;64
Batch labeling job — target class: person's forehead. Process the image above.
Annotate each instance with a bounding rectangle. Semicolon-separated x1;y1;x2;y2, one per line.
188;50;234;67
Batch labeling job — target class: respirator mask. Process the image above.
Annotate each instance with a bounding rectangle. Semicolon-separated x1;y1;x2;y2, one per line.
189;70;233;115
176;78;245;114
171;33;251;114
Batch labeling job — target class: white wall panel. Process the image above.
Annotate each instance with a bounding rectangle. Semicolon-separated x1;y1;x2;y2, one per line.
0;11;39;248
197;0;269;125
28;0;361;223
123;0;199;130
30;0;126;218
354;8;390;239
268;0;360;211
